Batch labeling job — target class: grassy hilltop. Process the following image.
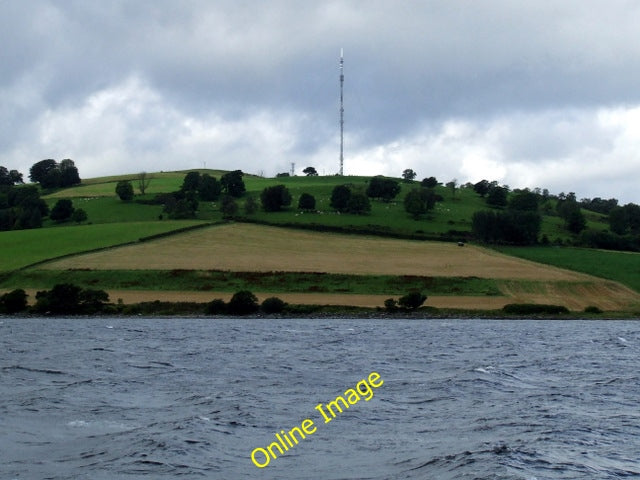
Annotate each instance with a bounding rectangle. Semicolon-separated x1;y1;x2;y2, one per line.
1;169;640;315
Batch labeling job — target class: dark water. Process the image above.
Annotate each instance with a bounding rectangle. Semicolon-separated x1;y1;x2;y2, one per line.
1;318;639;479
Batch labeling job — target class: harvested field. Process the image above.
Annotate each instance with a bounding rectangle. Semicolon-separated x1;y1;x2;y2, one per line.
498;280;640;311
45;223;590;280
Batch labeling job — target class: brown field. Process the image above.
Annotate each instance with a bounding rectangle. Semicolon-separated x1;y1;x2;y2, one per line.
40;223;640;311
46;223;590;279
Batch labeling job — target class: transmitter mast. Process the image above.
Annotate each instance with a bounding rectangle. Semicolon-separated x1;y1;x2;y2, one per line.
339;48;344;176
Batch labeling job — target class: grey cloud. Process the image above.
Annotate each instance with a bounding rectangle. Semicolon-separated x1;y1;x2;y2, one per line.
1;1;640;202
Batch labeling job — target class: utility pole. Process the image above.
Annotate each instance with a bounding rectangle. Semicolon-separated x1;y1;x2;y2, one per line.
291;162;295;176
339;48;344;176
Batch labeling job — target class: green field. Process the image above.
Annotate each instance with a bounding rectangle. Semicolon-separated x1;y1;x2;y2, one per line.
36;172;486;241
0;269;501;296
0;220;207;271
39;170;589;242
495;246;640;292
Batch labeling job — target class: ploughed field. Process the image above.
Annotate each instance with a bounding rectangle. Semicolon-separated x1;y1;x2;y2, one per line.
38;224;640;311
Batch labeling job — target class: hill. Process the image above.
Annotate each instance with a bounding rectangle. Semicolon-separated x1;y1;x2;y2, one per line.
31;170;609;242
1;169;640;314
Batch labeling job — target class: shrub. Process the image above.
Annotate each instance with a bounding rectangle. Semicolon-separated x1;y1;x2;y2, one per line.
502;303;569;315
221;195;238;219
205;298;227;315
115;180;134;201
71;208;88;223
384;298;398;312
227;290;259;315
398;291;427;310
35;283;82;314
49;199;75;222
346;191;371;215
366;176;400;202
261;184;292;212
404;187;437;219
0;288;28;313
79;288;110;314
330;185;351;212
244;196;259;215
298;193;316;211
584;305;603;314
261;296;287;314
34;283;110;314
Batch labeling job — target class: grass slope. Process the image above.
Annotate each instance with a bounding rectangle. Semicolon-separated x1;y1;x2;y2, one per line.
496;246;640;293
41;170;597;243
0;220;207;271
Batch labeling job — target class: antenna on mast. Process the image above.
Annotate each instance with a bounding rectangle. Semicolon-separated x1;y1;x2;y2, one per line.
339;48;344;176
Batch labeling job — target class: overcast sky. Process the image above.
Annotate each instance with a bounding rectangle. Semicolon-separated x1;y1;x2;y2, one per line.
2;1;640;203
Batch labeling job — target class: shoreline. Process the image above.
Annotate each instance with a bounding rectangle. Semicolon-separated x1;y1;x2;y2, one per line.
3;306;637;321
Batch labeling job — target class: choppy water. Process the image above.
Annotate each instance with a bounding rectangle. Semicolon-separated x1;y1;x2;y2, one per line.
1;318;639;479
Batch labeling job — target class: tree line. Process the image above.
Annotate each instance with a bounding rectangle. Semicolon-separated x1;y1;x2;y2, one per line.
1;159;85;231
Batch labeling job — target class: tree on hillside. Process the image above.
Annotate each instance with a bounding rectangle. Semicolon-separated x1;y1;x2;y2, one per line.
244;195;259;215
421;176;439;188
50;199;75;222
580;197;618;215
221;195;238;218
260;184;292;212
71;208;88;223
486;185;508;207
366;176;401;202
181;171;201;192
330;185;351;212
509;190;539;212
404;187;437;219
29;159;80;189
609;206;628;235
29;159;58;185
3;185;48;230
116;180;134;201
298;192;316;211
473;179;491;197
137;171;152;195
556;193;586;234
221;170;245;197
165;190;199;219
10;170;23;185
0;166;24;186
198;174;221;201
607;203;640;236
59;159;81;187
346;191;371;214
622;203;640;233
446;179;458;198
472;210;541;245
303;166;318;176
0;166;12;185
402;169;417;182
